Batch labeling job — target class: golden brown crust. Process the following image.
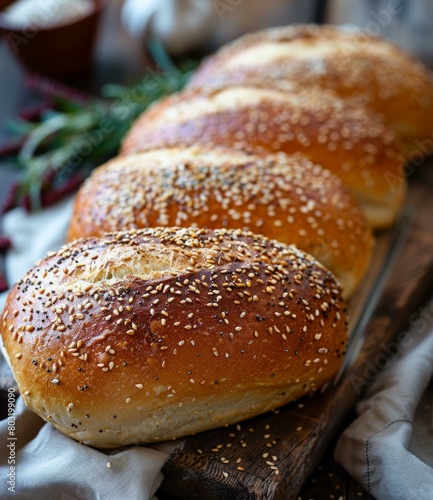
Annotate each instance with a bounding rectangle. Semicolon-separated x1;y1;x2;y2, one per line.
189;24;433;154
1;227;347;447
67;147;372;297
121;86;406;229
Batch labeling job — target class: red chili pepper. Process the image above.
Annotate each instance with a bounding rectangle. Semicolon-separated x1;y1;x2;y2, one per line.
40;174;84;208
18;100;54;122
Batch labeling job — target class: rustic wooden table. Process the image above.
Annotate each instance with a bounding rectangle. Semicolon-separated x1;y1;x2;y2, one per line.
0;3;372;498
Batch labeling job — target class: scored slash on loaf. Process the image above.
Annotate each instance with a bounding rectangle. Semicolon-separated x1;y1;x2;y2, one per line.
121;86;406;229
67;146;372;298
0;227;347;448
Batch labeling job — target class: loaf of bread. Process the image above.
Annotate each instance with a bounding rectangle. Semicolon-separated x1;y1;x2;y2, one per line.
67;147;372;297
121;86;406;229
0;227;347;447
189;24;433;156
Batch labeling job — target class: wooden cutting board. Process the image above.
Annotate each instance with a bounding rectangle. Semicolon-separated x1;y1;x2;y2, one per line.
159;161;433;500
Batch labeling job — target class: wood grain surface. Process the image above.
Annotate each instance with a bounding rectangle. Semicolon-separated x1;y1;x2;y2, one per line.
159;161;433;499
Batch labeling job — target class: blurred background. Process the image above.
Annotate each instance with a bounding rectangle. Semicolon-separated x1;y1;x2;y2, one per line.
0;0;433;266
